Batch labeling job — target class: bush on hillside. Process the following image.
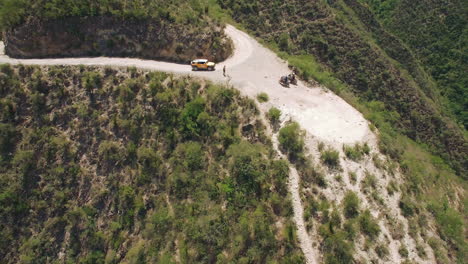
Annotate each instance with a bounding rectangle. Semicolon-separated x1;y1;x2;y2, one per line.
359;210;380;240
320;148;340;169
343;143;370;161
256;92;269;103
343;191;360;219
267;107;281;125
278;122;305;159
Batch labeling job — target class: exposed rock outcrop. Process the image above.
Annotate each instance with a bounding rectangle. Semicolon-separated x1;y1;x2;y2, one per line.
3;17;232;63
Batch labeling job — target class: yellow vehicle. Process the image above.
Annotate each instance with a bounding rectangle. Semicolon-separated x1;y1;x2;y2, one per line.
191;59;216;71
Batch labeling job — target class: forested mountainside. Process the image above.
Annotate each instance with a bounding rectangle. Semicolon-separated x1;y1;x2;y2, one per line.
217;0;467;176
215;0;467;262
362;0;467;129
0;65;303;263
0;0;232;62
0;0;466;263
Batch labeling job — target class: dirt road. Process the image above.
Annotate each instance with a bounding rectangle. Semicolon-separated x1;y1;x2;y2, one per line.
0;25;377;264
0;26;373;146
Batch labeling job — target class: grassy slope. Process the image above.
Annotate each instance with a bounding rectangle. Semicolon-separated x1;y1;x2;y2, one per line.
0;65;304;263
214;0;466;262
361;0;467;128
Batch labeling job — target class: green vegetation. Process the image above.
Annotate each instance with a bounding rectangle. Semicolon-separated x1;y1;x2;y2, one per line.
0;65;303;263
343;191;360;219
358;210;381;240
217;0;467;182
0;1;232;63
399;244;409;258
256;92;269;103
0;0;217;30
362;0;468;129
349;171;357;185
267;107;281;126
278;122;305;160
375;243;389;259
320;148;341;169
343;143;370;161
315;204;356;263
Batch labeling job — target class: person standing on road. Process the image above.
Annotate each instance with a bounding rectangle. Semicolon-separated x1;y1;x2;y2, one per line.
223;65;226;77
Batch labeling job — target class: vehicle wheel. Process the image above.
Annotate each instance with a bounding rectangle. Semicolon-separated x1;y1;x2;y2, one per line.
192;67;198;71
208;67;213;71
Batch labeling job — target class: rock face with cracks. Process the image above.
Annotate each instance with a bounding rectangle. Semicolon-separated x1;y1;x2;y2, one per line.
3;17;232;63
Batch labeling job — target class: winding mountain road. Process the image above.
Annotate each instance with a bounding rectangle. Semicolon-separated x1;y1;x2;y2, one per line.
0;25;376;264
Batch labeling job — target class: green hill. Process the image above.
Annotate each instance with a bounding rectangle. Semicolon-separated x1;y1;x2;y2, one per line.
216;0;467;262
217;0;467;177
0;64;303;263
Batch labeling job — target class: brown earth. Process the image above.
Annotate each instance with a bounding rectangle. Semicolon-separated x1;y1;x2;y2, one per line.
3;16;232;63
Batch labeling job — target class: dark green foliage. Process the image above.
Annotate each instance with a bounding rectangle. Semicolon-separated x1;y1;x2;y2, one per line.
278;122;305;159
427;201;467;261
179;96;206;138
218;0;467;179
358;210;380;240
320;148;340;169
267;107;281;127
375;243;389;259
343;143;370;161
227;141;265;196
399;244;409;257
0;123;17;161
98;140;124;166
0;0;212;30
136;146;161;184
174;142;204;171
399;195;417;217
363;0;468;129
0;65;302;263
323;231;354;264
343;191;359;219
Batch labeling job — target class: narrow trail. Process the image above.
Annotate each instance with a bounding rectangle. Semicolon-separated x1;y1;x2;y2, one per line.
0;25;382;263
270;131;318;264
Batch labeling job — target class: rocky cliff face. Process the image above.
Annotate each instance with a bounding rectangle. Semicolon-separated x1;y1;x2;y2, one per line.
3;17;232;63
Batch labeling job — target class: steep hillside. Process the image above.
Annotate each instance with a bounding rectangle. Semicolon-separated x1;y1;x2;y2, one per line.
217;0;467;176
362;0;467;128
215;0;467;262
0;65;304;263
0;0;232;62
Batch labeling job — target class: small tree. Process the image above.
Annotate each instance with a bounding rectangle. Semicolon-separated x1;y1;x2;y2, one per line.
267;107;281;128
278;32;290;52
321;148;340;169
278;122;305;158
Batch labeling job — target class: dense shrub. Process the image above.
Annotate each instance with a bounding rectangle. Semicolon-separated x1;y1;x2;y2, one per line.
267;107;281;127
0;123;17;161
343;191;360;219
320;148;340;169
256;92;269;103
278;122;305;158
343;143;370;161
323;232;354;264
0;66;304;263
359;210;380;240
